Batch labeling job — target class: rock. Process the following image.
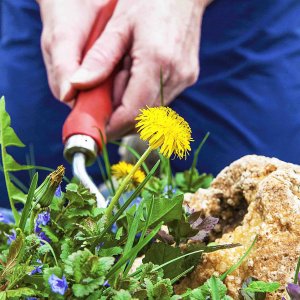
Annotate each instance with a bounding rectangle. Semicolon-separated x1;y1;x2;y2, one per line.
176;155;300;299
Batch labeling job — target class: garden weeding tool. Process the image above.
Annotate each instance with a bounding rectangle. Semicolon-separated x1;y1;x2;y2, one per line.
62;0;117;208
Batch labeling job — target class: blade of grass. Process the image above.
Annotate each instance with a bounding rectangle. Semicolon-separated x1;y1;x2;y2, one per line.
99;130;115;195
188;132;210;190
220;235;257;281
89;160;160;244
166;158;173;196
96;157;113;195
210;276;221;300
171;266;194;284
160;67;164;106
111;141;150;174
124;197;154;275
107;221;162;279
120;203;144;276
131;243;240;277
123;203;144;256
294;256;300;284
131;249;205;278
158;153;168;177
18;173;38;231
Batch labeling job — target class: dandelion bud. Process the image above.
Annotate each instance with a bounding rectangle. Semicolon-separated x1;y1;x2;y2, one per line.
34;165;65;208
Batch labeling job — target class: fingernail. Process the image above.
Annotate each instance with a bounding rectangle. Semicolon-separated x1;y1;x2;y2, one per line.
60;81;71;101
70;69;91;83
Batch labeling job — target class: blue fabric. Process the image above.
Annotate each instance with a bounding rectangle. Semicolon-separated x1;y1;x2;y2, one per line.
1;0;300;208
171;0;300;175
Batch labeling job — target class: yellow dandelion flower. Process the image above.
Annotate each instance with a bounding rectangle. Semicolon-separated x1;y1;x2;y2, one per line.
135;106;193;159
111;161;146;186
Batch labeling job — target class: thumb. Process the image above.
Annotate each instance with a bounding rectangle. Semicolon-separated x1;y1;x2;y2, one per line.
70;19;131;89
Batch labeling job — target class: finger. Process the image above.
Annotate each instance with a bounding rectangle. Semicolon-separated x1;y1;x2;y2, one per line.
50;36;82;101
70;19;132;89
106;62;161;141
113;69;130;109
112;55;132;108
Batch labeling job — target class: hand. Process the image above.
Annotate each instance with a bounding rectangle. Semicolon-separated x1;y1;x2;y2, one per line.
38;0;208;139
37;0;107;104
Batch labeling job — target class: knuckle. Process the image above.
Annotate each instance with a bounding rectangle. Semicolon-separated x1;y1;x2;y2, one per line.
41;30;51;52
178;65;200;86
155;50;175;70
50;26;71;44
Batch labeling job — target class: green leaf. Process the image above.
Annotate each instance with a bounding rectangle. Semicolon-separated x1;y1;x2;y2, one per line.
7;231;25;268
0;97;33;222
99;247;123;257
18;173;38;231
112;290;132;300
42;226;59;243
5;153;33;171
245;281;280;293
143;243;182;279
138;194;183;228
6;287;41;298
240;278;266;300
72;278;103;297
0;292;6;300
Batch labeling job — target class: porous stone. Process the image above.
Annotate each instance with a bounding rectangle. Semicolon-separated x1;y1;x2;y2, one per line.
177;155;300;299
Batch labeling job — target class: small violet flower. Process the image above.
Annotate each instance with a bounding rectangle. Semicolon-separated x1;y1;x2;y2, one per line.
29;260;43;275
36;211;51;227
5;230;16;245
285;272;300;300
48;274;68;295
103;280;110;287
0;212;11;224
55;185;62;198
163;185;177;198
26;298;38;300
38;231;51;244
34;211;51;243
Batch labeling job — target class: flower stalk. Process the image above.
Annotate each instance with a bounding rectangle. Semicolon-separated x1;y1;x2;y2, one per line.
105;146;152;219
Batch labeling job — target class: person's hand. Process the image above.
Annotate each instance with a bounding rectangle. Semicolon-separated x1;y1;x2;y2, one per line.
38;0;210;139
37;0;107;105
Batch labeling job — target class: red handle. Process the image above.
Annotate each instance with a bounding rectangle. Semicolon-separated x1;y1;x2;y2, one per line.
62;0;117;151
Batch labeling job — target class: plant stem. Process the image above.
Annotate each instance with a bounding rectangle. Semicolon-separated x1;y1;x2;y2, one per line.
105;146;152;219
1;147;19;223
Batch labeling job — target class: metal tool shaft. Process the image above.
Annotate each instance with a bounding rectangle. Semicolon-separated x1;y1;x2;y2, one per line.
72;152;107;208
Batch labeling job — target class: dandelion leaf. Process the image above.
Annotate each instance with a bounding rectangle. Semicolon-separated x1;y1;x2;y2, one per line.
7;231;25;267
143;243;183;279
0;97;25;148
6;288;41;298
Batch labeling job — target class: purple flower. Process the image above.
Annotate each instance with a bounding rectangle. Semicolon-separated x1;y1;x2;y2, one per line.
38;231;51;244
103;280;110;287
48;274;68;295
0;212;11;224
29;259;43;275
5;230;16;245
286;272;300;300
26;298;38;300
287;283;300;299
163;185;177;198
36;211;51;227
35;211;51;243
55;185;62;198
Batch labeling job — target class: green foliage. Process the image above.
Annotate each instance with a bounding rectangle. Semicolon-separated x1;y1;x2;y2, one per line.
182;276;232;300
240;277;280;299
0;98;280;300
0;97;34;221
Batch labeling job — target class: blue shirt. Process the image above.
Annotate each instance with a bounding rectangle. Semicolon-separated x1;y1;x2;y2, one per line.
1;0;300;207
